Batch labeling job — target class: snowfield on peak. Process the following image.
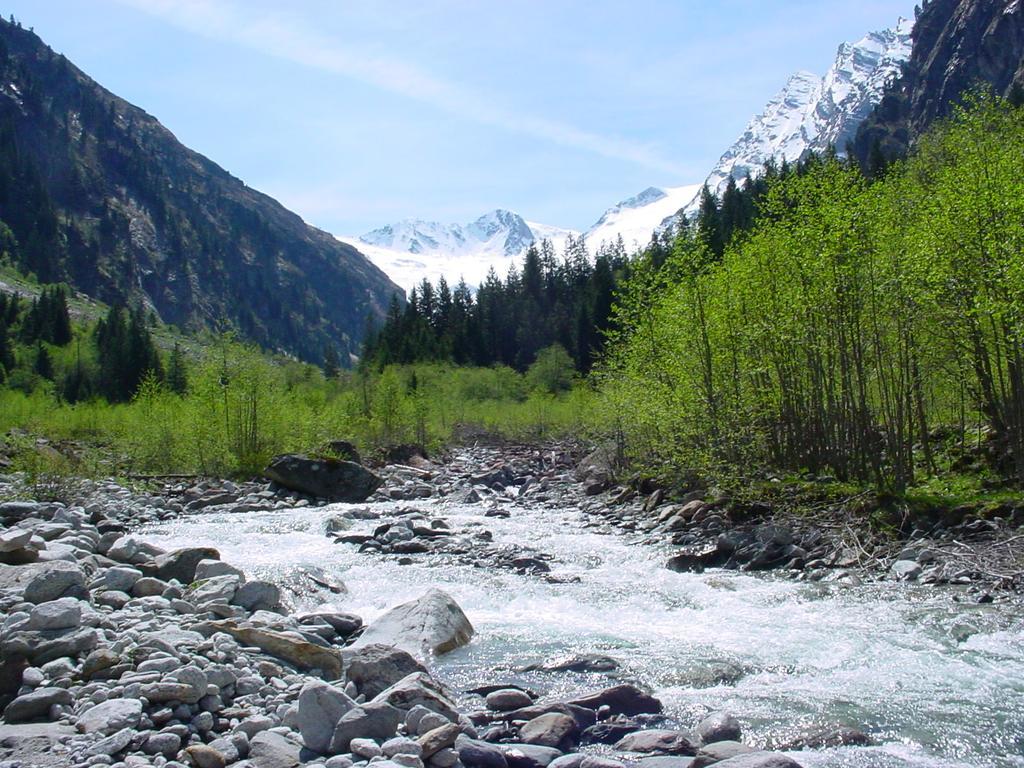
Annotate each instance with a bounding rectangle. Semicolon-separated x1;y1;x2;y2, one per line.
584;183;703;253
684;17;913;215
339;17;912;292
339;210;577;292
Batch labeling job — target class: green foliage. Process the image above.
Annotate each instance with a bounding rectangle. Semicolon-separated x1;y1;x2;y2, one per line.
601;94;1024;490
363;236;628;375
526;344;576;394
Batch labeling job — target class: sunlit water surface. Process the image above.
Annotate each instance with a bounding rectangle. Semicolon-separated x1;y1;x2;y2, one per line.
140;490;1024;768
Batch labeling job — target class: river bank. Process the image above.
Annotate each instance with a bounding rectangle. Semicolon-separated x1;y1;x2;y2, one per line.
0;443;1022;768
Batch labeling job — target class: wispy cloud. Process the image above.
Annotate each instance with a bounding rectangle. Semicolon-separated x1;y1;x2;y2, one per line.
111;0;688;175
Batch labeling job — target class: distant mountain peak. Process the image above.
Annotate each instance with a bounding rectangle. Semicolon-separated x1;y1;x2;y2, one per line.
345;210;577;291
685;18;912;213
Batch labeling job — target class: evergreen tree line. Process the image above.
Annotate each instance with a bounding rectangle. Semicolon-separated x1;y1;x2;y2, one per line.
0;286;187;402
603;94;1024;490
361;236;628;374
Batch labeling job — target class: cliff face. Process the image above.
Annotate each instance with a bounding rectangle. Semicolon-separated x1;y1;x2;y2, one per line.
853;0;1024;165
0;19;402;363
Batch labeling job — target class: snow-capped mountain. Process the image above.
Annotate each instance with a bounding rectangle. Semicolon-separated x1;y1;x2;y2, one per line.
584;184;703;253
686;17;913;211
338;210;577;292
341;18;912;291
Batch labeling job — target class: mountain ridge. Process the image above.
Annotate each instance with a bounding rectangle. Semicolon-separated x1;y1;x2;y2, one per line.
0;17;401;364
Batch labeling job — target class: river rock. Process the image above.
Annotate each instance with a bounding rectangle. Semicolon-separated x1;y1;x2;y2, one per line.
200;619;344;678
692;741;755;767
132;576;169;597
22;561;85;603
107;535;164;564
354;588;474;658
582;721;641;745
25;596;81;630
710;753;804;768
185;574;240;605
499;743;564;768
456;735;509;768
891;560;922;581
85;726;134;756
195;558;245;581
264;454;383;502
76;697;143;734
330;701;406;753
0;527;33;552
418;723;461;757
569;685;662;716
154;546;220;583
297;680;356;754
103;566;143;592
343;643;428;698
249;730;302;768
372;672;460;721
695;712;741;744
1;626;98;665
185;744;228;768
232;580;283;612
144;731;182;757
2;687;73;722
615;730;698;755
519;712;579;750
486;689;534;712
81;648;120;680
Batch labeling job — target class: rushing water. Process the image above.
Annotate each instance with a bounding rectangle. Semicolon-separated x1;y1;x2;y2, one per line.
139;483;1024;768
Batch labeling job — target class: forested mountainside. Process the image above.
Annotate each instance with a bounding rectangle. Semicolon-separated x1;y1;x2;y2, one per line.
852;0;1024;165
0;18;401;364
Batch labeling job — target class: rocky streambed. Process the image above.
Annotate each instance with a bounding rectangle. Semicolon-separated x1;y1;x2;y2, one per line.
0;444;1023;768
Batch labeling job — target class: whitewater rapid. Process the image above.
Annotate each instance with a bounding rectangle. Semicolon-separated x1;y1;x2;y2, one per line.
140;489;1024;768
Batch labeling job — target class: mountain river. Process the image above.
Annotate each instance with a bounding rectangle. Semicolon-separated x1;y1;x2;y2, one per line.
138;479;1024;768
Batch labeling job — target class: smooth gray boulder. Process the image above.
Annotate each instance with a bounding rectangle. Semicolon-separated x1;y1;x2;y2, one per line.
343;643;427;699
23;562;85;604
75;698;142;735
692;742;755;768
0;527;32;552
25;597;81;630
354;589;473;658
264;454;383;502
3;687;73;722
456;735;508;768
710;753;804;768
153;547;220;583
372;672;460;721
486;689;533;712
569;685;662;717
195;559;244;581
103;566;143;592
696;712;742;745
519;712;579;750
249;730;302;768
297;680;356;754
185;575;240;606
232;580;282;612
330;702;405;753
1;626;97;665
498;743;564;768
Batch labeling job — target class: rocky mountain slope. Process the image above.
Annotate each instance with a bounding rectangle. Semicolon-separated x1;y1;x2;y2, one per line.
852;0;1024;165
0;18;401;364
684;17;913;213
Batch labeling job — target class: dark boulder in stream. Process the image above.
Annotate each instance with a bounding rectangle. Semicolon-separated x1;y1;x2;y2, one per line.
264;453;383;502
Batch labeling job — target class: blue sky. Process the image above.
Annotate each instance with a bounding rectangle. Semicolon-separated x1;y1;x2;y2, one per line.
5;0;913;234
